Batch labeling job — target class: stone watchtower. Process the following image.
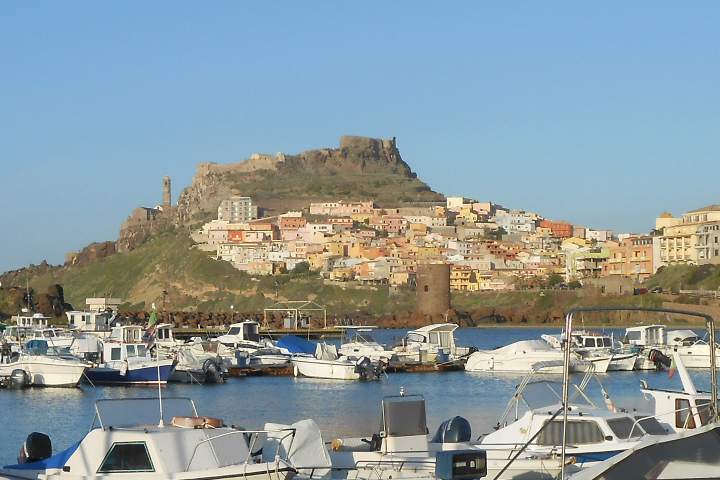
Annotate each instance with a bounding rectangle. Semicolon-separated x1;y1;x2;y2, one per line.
416;263;451;315
163;176;171;210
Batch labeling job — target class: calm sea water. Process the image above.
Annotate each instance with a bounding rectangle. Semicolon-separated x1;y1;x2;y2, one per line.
0;327;714;466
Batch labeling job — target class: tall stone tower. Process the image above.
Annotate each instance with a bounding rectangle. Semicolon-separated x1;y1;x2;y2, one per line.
416;262;451;315
163;176;171;210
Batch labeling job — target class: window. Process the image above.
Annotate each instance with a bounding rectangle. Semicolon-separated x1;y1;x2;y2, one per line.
538;420;605;445
110;347;121;361
607;417;643;439
696;399;713;426
98;442;154;473
676;399;696;429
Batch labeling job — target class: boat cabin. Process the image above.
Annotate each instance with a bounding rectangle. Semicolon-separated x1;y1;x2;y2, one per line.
621;324;666;347
11;312;49;329
214;321;261;346
66;310;114;332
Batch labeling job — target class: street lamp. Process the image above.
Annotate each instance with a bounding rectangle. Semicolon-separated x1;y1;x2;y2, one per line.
230;305;234;322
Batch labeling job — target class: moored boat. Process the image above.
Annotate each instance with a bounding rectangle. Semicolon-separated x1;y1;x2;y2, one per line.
0;397;298;480
0;340;89;388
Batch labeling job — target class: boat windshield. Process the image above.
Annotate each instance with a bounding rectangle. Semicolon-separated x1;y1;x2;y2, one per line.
94;397;198;429
520;381;594;410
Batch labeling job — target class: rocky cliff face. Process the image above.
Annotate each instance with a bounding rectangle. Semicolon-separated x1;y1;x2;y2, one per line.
174;135;428;224
117;135;440;253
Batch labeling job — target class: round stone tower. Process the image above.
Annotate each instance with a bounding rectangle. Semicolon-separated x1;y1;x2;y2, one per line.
163;176;171;210
416;262;451;315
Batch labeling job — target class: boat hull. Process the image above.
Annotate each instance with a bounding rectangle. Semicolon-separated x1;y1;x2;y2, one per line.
85;360;174;385
0;356;88;387
291;357;360;380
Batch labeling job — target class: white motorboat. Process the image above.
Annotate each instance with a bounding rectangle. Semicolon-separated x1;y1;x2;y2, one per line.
23;327;76;350
543;331;637;371
338;326;398;362
326;393;575;480
566;422;720;480
0;340;89;388
0;397;298;480
557;305;720;479
169;348;227;384
619;324;718;369
148;324;227;384
464;340;610;373
213;321;265;351
291;342;385;380
465;340;566;373
392;323;471;364
478;364;669;470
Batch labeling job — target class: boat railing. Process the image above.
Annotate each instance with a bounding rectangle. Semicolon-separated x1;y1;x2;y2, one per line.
185;426;297;472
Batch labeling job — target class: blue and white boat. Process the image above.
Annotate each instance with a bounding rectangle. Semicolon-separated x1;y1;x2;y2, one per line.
0;397;299;480
83;326;175;386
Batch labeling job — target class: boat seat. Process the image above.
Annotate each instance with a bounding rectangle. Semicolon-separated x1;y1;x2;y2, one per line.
171;416;224;429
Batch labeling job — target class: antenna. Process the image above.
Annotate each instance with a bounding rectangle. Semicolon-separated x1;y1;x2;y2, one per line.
157;362;164;427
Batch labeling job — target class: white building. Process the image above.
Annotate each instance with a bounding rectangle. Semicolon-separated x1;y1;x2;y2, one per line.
217;196;258;222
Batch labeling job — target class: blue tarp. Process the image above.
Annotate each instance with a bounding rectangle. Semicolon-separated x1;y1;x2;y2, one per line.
275;335;316;354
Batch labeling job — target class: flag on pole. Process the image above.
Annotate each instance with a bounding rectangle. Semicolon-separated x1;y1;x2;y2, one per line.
669;355;677;379
147;310;158;346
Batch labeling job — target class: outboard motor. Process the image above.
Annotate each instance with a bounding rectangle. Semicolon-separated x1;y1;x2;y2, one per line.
648;349;672;370
354;356;375;380
374;357;389;378
17;432;52;464
9;369;30;390
202;358;227;384
431;416;472;443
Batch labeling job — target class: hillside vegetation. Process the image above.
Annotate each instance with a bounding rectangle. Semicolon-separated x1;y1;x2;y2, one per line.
2;224;719;329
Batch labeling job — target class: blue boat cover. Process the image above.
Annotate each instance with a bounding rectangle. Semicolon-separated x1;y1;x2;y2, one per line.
5;436;84;470
275;335;315;354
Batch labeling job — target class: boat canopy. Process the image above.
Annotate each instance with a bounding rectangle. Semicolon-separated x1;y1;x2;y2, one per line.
276;335;316;354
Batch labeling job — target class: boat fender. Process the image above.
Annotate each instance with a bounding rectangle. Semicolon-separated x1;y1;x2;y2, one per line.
9;369;29;390
17;432;52;464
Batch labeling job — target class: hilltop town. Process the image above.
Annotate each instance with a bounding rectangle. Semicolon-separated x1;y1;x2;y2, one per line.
186;196;719;296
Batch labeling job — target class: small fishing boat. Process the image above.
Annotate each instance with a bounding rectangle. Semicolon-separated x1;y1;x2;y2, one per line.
82;325;175;386
338;326;397;362
291;342;385;381
0;397;298;480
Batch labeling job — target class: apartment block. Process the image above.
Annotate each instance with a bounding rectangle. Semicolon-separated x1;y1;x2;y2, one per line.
217;196;258;222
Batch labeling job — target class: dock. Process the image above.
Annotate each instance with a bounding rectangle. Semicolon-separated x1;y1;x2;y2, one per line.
171;326;345;341
226;359;465;377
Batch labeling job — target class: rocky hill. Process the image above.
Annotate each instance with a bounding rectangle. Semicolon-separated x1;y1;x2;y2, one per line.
175;135;444;224
110;135;443;253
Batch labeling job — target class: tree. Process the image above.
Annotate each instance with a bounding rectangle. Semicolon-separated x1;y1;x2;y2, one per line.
291;262;310;275
547;273;564;287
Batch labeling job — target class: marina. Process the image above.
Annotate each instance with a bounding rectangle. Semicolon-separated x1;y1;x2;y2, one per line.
0;325;717;474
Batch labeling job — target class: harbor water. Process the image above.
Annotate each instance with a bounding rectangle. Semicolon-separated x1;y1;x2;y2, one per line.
0;326;714;466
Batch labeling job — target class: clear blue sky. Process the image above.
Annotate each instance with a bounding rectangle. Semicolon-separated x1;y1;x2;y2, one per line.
1;2;719;274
